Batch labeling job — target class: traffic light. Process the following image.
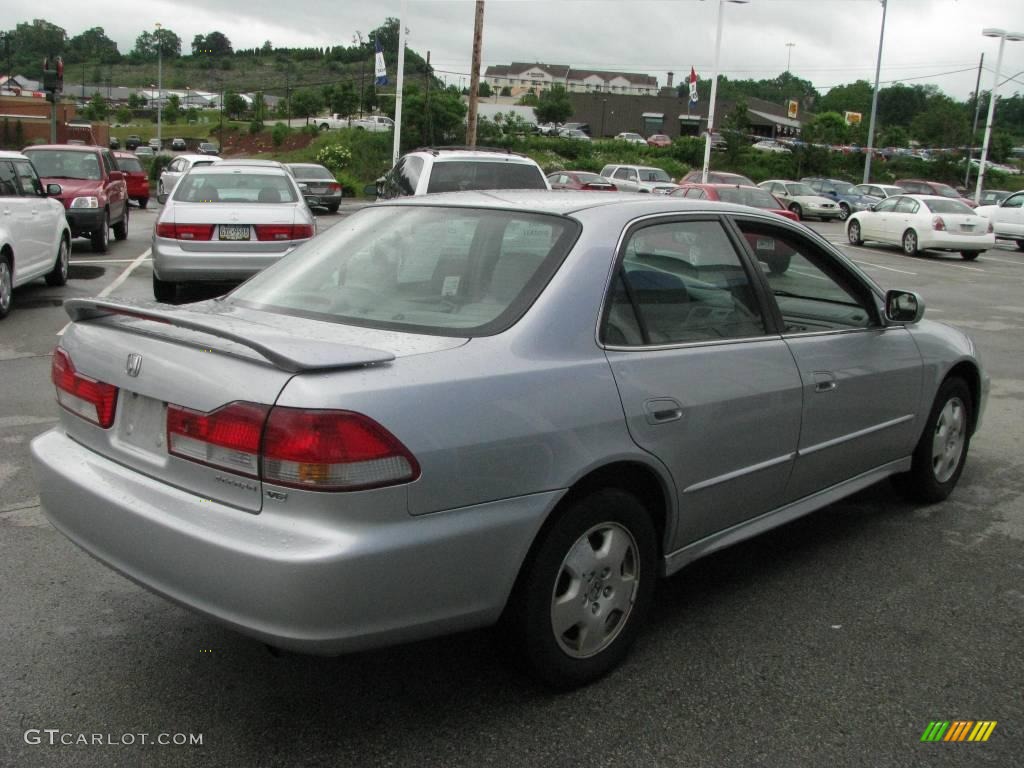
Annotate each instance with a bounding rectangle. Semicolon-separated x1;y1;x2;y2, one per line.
42;55;64;101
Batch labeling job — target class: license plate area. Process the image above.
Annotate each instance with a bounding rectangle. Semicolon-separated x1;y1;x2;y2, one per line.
219;225;251;241
960;224;974;231
756;238;776;251
115;392;168;458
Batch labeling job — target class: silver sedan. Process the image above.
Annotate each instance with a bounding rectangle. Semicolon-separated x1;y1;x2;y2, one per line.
151;160;315;301
32;192;986;689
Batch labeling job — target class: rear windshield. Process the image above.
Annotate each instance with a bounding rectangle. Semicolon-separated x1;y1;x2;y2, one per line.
716;187;782;209
116;157;144;173
289;165;334;179
923;199;975;215
426;161;546;193
230;205;580;336
785;183;816;196
931;183;960;199
24;149;101;180
711;172;756;187
172;172;298;203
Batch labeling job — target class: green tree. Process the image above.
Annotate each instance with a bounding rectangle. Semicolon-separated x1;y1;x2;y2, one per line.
384;84;466;149
500;85;512;97
879;125;909;148
516;91;538;107
191;31;232;57
127;92;143;110
223;91;247;120
82;93;108;121
66;27;120;64
115;106;132;125
361;84;378;113
802;111;850;146
533;85;572;124
478;81;492;98
8;20;68;71
817;80;873;118
910;96;969;148
162;94;180;124
289;88;323;123
132;27;181;60
720;98;751;161
331;83;360;117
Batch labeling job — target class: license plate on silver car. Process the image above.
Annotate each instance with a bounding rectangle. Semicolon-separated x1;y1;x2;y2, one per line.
219;225;250;241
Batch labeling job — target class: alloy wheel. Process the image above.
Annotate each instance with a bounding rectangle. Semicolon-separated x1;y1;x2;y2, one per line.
0;261;11;313
931;397;966;484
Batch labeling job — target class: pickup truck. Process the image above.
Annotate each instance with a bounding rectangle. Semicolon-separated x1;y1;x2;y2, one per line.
315;114;394;132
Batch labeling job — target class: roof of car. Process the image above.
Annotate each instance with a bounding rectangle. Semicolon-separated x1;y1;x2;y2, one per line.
172;153;222;163
191;161;289;174
0;150;28;159
23;144;102;153
213;159;284;168
408;148;538;165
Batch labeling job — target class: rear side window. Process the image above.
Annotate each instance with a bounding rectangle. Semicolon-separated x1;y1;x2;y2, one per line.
603;219;768;346
230;206;580;336
426;161;546;194
116;156;144;173
13;161;42;196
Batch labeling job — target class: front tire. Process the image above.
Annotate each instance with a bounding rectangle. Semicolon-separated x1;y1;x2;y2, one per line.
847;220;863;246
789;203;803;220
506;488;657;689
0;256;12;319
152;273;178;302
45;236;70;287
113;206;129;241
900;378;972;503
838;203;850;221
901;229;918;256
91;212;110;253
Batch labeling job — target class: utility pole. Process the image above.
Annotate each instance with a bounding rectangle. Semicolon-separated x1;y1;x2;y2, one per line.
862;0;887;184
354;32;366;119
424;50;431;145
156;22;163;149
466;0;485;147
392;1;408;166
964;53;985;190
785;42;795;73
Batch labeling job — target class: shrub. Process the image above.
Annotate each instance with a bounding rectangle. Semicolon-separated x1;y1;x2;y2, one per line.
249;120;264;135
271;122;290;147
315;143;353;173
148;154;173;183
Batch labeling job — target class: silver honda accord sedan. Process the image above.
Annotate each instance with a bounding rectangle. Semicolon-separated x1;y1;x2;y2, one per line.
32;192;987;688
152;159;315;302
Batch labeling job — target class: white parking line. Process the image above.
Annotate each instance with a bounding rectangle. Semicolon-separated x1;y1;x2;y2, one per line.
57;248;151;336
979;254;1024;266
851;259;917;276
70;258;152;265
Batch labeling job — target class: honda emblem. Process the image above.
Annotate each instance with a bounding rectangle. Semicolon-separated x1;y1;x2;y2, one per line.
126;353;143;377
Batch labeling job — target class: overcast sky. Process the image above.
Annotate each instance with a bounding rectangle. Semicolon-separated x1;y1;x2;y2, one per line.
10;0;1024;100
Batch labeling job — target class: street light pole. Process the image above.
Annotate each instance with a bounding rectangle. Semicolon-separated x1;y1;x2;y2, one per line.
863;0;887;184
701;0;750;184
155;22;163;148
975;28;1023;203
964;53;985;190
785;42;795;73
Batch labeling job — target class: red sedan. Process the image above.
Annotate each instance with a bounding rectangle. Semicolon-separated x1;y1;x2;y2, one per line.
546;171;618;191
670;183;799;273
647;134;672;148
113;151;151;209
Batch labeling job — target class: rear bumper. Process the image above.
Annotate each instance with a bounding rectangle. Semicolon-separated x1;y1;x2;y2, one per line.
918;232;995;251
302;192;343;208
30;428;557;654
152;237;297;283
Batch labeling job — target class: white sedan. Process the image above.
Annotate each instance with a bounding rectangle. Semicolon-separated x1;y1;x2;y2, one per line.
752;140;791;154
157;153;223;202
846;194;994;260
974;190;1024;251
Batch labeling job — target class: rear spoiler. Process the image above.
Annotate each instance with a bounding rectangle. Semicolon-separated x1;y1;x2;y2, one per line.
63;298;395;373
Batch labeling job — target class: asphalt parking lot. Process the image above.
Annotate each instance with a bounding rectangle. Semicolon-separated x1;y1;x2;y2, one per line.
0;206;1021;767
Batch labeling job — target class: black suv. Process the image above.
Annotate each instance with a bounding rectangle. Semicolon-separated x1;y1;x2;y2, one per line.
124;135;143;151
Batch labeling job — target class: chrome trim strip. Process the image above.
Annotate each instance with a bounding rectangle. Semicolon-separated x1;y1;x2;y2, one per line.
682;453;796;494
604;334;781;353
781;326;890;339
798;414;915;457
661;456;912;577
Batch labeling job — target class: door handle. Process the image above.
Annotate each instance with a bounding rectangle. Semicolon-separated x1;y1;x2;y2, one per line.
644;398;683;425
813;371;837;393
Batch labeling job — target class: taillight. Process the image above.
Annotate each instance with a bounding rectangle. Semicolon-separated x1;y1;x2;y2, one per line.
254;224;314;241
327;182;341;192
932;216;946;231
167;402;270;478
165;403;419;491
156;222;215;240
262;408;419;491
51;348;119;428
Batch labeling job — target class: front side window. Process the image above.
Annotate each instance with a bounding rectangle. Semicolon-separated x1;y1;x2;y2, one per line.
13;160;43;196
231;206;579;336
613;168;630;180
735;219;877;333
1001;192;1024;209
603;219;768;346
895;198;920;214
0;161;18;196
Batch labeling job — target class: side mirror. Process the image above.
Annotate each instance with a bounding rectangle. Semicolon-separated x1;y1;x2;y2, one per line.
109;170;124;182
869;204;877;212
885;289;925;324
46;183;62;196
364;183;380;198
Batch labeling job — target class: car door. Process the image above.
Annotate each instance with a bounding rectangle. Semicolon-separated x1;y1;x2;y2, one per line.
863;196;900;241
601;215;803;549
0;160;42;280
991;191;1024;237
889;197;922;242
6;158;50;278
612;167;635;192
733;218;922;499
101;150;127;222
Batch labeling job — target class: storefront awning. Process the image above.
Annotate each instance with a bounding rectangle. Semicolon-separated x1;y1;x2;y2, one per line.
641;112;664;119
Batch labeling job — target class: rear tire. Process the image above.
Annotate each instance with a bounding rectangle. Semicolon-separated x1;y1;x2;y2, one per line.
138;197;149;210
847;220;863;246
789;203;803;220
899;377;972;503
45;236;70;287
505;488;657;690
901;229;918;257
960;251;980;261
113;207;129;241
91;212;110;253
327;203;340;213
152;273;178;302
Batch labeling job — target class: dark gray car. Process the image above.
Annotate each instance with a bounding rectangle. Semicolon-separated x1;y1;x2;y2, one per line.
31;192;987;689
286;163;342;213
